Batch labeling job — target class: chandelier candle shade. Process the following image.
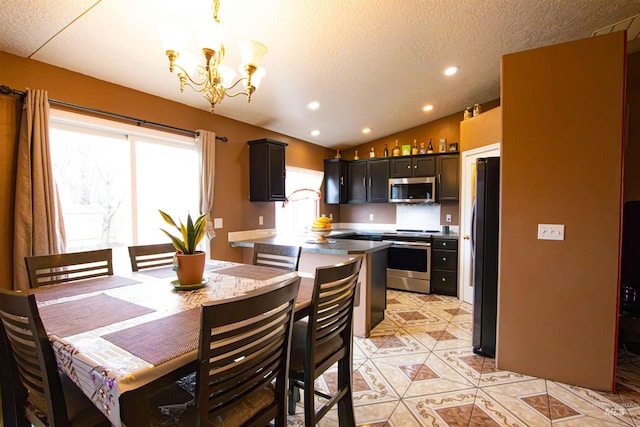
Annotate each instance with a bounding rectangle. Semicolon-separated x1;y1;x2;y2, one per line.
160;0;267;112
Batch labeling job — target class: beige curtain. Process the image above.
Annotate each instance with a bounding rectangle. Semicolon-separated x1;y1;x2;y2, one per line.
13;89;66;290
195;130;216;257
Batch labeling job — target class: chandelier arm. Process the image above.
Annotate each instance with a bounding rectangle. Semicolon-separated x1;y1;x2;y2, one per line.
172;64;209;87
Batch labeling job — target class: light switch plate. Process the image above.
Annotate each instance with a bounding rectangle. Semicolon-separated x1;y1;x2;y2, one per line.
537;224;564;240
258;216;264;225
214;218;223;229
369;213;374;221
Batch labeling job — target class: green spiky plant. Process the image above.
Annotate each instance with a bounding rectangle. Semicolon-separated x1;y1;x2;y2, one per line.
159;210;206;254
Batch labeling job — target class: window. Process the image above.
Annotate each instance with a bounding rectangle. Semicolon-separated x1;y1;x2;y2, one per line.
49;110;199;272
275;166;323;234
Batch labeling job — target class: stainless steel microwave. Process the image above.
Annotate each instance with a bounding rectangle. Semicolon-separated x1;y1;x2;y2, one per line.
388;177;436;203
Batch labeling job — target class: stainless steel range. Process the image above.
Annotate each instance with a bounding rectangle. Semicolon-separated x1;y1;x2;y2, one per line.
384;229;438;294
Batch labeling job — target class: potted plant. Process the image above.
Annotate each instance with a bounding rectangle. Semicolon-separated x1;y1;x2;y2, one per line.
159;210;207;285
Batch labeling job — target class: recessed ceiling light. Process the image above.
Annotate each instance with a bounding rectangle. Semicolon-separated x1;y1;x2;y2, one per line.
362;128;371;134
310;130;320;136
423;104;434;112
444;66;459;76
307;101;320;110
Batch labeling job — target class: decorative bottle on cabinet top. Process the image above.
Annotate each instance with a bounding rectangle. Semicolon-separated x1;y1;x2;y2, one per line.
427;138;434;154
369;147;375;158
383;144;389;157
412;139;419;155
354;150;359;160
392;140;401;156
419;142;426;154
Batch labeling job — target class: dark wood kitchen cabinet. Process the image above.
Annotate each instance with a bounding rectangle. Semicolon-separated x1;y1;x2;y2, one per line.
323;159;348;204
248;138;287;201
348;159;389;203
436;153;459;201
390;155;436;178
431;238;458;296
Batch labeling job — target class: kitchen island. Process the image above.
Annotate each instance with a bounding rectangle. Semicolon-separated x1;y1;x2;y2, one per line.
228;233;390;337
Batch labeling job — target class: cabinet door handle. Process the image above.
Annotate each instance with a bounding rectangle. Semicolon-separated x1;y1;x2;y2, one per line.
442;257;447;261
414;165;417;168
407;165;411;169
340;177;343;186
369;178;372;187
442;277;446;282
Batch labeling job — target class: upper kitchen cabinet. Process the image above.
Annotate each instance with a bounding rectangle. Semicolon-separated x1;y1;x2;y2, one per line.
248;139;287;201
324;159;348;204
436;153;459;201
348;159;389;203
389;155;436;178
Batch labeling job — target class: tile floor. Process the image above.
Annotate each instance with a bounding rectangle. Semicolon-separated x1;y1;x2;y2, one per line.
287;289;640;426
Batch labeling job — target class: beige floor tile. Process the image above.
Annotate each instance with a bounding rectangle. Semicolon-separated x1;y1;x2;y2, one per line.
367;328;432;359
480;379;553;426
403;351;477;397
431;347;485;387
551;415;633;426
387;401;433;426
547;381;631;425
401;389;478;426
449;318;473;334
479;358;537;387
384;306;450;328
473;388;537;426
369;352;431;397
402;322;453;350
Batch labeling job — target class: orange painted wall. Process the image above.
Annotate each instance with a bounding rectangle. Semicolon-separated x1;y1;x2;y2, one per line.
0;52;335;264
459;106;502;152
498;32;625;391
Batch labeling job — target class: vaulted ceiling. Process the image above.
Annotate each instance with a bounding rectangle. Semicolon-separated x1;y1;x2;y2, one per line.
2;0;639;148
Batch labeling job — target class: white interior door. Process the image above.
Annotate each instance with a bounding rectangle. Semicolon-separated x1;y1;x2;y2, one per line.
459;143;500;304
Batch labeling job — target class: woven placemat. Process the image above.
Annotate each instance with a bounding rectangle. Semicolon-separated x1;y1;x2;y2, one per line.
101;309;200;366
34;275;140;302
137;266;176;279
39;293;156;337
213;265;288;281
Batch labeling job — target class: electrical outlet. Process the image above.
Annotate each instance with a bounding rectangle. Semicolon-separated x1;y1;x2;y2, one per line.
329;213;333;221
537;224;564;240
214;218;223;229
446;214;452;223
258;215;263;225
369;213;374;221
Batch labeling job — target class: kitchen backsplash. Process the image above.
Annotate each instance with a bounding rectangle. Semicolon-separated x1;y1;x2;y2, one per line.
396;204;441;230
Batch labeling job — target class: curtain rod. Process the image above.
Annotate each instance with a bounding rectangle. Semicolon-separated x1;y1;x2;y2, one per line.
0;85;228;142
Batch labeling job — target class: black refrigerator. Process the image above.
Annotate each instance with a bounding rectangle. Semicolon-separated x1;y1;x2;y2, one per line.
472;157;500;358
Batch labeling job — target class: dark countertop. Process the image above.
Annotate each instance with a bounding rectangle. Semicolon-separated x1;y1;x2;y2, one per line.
228;235;392;255
328;229;460;240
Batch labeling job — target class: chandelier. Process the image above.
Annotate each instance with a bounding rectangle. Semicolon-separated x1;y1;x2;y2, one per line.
160;0;268;113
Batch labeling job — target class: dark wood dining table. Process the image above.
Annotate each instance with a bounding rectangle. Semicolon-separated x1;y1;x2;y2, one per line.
29;260;314;427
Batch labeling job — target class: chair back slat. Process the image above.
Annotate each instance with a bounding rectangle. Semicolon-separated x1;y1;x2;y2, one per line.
0;289;71;426
196;276;300;425
252;243;302;271
127;243;176;271
24;249;113;288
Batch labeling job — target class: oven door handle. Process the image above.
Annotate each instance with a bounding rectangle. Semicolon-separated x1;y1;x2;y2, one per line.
384;241;431;249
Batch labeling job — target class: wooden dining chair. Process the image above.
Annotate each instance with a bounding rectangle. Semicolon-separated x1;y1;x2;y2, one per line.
24;249;113;288
0;289;110;427
149;275;301;426
252;243;302;271
287;256;363;426
127;243;176;272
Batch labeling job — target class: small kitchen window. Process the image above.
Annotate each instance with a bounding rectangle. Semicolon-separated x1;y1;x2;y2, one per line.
275;166;323;234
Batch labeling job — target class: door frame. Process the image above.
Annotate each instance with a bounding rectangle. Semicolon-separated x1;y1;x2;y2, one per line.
459;143;500;304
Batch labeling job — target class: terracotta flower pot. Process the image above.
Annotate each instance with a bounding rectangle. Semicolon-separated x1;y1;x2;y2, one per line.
176;252;206;285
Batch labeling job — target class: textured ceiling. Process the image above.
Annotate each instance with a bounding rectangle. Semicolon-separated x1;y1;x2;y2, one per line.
2;0;640;149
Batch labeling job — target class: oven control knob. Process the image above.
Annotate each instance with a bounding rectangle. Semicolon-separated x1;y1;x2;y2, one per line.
442;277;446;281
442;257;447;261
